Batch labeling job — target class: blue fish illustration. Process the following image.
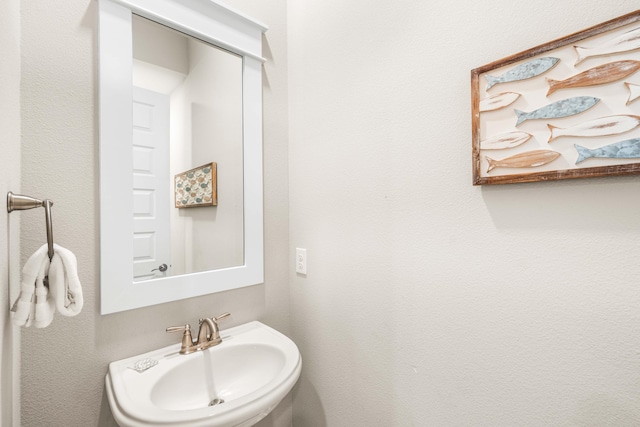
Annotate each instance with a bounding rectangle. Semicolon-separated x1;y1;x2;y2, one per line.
514;96;600;127
485;57;559;90
575;137;640;164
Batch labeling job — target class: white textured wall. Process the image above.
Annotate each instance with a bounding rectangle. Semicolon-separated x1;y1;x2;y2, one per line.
0;0;21;424
19;0;289;425
288;1;640;426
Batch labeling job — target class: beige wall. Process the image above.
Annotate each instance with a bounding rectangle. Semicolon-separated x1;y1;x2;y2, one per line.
19;0;288;425
288;1;640;426
0;0;21;424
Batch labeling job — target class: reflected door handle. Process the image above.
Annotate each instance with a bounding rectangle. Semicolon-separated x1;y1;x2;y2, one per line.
152;264;168;272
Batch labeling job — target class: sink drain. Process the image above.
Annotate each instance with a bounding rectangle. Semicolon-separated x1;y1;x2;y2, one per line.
208;398;225;406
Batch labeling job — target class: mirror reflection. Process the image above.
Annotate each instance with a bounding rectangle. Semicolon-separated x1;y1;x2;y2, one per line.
131;15;244;282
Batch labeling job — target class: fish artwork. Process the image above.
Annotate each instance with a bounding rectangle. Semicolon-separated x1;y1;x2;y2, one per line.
480;131;532;150
575;137;640;164
515;96;600;126
574;26;640;65
546;60;640;96
484;57;559;90
479;92;521;112
547;114;640;143
625;82;640;105
486;149;561;173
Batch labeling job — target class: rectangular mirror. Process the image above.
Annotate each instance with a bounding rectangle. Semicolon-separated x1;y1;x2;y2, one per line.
98;0;267;314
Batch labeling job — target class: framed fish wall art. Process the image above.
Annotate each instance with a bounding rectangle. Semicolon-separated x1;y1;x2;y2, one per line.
472;10;640;185
174;162;217;208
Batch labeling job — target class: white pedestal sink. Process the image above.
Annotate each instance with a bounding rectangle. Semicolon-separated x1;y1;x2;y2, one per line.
105;321;302;427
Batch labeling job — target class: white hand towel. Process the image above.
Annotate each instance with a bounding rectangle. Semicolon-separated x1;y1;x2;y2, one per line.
11;244;50;327
48;243;83;316
33;253;55;328
11;243;83;328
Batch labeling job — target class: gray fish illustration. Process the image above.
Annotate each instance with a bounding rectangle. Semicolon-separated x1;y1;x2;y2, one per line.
485;57;559;90
514;96;600;127
575;137;640;164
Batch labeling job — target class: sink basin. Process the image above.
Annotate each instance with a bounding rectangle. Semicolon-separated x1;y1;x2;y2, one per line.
105;321;302;427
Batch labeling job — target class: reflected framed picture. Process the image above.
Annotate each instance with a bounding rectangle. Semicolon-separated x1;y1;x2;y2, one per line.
174;162;217;208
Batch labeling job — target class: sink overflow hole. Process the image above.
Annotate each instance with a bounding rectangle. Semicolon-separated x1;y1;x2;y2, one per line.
209;398;225;406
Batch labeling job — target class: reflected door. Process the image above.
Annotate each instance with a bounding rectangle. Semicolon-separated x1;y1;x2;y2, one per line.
132;86;171;281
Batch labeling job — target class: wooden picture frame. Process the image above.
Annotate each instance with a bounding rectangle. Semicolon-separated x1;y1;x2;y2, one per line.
174;162;217;208
472;10;640;185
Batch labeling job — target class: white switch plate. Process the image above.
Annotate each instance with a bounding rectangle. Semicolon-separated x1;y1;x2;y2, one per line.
296;248;307;275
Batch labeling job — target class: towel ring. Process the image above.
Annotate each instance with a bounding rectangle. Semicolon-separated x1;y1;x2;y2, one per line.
7;192;55;260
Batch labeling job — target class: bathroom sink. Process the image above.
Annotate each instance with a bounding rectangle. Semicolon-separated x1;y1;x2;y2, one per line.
105;321;301;427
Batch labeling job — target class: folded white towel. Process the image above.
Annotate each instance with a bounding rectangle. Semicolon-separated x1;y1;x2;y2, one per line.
33;252;54;328
11;244;49;327
11;243;83;328
49;243;83;316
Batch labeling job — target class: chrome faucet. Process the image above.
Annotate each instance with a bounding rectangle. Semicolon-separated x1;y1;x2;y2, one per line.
166;312;231;355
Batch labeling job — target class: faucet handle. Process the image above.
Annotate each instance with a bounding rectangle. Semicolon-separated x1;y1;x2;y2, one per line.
166;324;190;333
166;324;196;354
213;312;231;322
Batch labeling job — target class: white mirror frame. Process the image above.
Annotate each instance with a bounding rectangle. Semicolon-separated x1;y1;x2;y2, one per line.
98;0;267;314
